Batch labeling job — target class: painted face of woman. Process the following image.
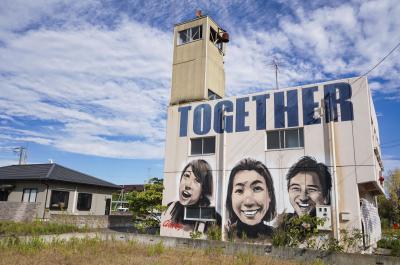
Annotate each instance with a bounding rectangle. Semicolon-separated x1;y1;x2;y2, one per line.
178;166;202;206
231;170;270;226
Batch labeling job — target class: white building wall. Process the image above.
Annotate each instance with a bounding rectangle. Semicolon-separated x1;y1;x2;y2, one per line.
161;77;383;245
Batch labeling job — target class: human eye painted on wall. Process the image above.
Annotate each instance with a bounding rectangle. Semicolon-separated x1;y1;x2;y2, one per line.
226;158;276;240
286;156;332;218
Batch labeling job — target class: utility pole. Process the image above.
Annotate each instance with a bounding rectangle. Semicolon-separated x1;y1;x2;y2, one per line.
320;98;340;241
221;109;227;241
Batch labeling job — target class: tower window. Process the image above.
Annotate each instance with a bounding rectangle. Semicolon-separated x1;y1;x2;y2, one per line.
178;25;203;45
209;27;223;51
208;89;221;100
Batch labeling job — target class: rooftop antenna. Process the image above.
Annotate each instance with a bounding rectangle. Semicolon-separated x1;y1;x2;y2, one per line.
270;58;280;90
13;146;27;165
269;57;284;90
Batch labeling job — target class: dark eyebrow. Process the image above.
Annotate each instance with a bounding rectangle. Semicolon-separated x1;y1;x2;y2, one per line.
234;183;245;187
250;180;263;186
289;183;300;188
306;185;320;189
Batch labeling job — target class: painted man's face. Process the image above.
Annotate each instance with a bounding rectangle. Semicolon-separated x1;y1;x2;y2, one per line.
179;166;202;206
231;170;270;226
288;172;326;216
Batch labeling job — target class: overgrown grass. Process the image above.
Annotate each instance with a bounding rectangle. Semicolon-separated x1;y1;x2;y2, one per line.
0;221;88;236
0;237;304;265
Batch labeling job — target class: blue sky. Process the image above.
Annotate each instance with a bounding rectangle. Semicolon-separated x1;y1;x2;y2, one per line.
0;0;399;185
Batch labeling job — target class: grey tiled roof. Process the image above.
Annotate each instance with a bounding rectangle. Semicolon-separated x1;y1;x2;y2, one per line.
0;163;120;190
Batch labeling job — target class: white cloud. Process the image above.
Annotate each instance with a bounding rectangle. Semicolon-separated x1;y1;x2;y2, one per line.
0;15;172;159
0;0;399;160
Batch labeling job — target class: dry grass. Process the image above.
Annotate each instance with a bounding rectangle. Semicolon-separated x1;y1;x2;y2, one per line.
0;221;88;236
0;237;320;265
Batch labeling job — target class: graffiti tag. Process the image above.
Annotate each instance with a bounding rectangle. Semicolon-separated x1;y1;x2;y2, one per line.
162;220;183;230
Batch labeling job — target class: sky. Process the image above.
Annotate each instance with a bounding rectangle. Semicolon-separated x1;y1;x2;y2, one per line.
0;0;399;185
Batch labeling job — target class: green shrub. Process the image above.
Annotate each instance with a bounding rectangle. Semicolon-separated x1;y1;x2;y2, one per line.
378;237;400;256
206;223;221;240
189;231;202;239
272;214;324;248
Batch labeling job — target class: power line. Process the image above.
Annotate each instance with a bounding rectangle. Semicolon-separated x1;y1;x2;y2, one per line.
351;40;400;85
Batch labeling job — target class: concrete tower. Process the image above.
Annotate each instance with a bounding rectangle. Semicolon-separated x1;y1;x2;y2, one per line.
170;11;229;105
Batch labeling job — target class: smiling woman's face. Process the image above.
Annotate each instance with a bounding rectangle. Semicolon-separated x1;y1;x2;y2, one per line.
178;166;202;206
231;170;270;226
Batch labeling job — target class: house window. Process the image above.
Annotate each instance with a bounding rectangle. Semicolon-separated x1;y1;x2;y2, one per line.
50;190;69;210
77;193;92;211
266;128;304;150
191;137;215;155
22;188;37;202
184;207;217;221
178;25;202;45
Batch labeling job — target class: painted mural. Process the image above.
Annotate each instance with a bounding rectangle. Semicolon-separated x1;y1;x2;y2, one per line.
161;156;332;241
225;158;276;240
222;156;332;241
161;159;220;237
161;79;383;245
285;156;332;217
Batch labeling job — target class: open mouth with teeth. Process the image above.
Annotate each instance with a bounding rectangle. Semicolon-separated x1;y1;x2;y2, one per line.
298;202;309;208
296;202;314;213
241;208;260;217
181;190;192;199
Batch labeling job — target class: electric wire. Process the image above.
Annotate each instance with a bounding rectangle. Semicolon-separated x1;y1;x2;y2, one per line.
351;40;400;85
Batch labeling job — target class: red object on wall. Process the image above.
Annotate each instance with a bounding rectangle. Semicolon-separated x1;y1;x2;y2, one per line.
220;32;230;42
379;175;384;185
393;223;399;230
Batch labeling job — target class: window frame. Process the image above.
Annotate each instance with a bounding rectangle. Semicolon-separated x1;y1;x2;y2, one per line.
21;188;38;203
177;25;203;45
77;192;92;211
266;127;304;150
209;26;224;52
49;190;70;211
190;136;216;155
184;206;217;222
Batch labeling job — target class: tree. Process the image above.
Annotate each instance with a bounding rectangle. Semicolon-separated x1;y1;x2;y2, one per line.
125;177;164;229
378;169;400;227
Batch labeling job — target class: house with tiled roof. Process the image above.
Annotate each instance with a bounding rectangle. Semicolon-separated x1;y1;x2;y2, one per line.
0;163;121;221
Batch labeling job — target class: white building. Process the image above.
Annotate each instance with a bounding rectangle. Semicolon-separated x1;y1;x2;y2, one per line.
161;13;383;249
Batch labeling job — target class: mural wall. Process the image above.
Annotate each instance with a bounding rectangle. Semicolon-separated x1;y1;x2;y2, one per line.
161;77;382;243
